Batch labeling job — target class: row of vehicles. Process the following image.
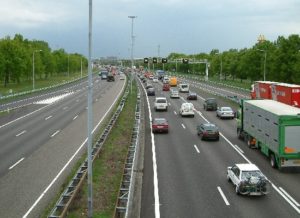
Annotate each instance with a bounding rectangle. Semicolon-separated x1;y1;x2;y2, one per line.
141;71;272;196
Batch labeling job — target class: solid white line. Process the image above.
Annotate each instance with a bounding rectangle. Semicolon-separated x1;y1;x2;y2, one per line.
181;124;186;129
217;186;230;206
9;157;25;170
63;106;68;110
45;115;52;120
16;130;26;137
143;82;160;218
174;111;177;115
51;130;60;138
73;115;78;120
23;76;126;218
279;187;300;207
168;103;171;106
233;144;244;154
194;145;200;153
272;184;300;214
0;104;50;130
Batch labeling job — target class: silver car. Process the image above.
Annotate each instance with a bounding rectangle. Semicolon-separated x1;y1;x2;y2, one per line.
216;106;235;119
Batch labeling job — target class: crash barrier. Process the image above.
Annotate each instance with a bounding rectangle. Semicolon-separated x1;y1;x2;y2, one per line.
114;85;141;218
48;83;130;218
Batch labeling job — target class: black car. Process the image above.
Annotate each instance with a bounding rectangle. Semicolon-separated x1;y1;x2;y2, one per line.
187;92;197;100
147;87;155;96
203;98;218;111
107;74;115;82
197;123;219;141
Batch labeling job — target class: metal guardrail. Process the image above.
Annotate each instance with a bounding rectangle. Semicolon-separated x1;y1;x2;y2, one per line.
114;85;141;218
48;84;130;218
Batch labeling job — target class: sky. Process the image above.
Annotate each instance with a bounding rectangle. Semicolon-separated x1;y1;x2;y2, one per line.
0;0;299;58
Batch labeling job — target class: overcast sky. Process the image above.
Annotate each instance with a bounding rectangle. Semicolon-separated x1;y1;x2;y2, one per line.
0;0;299;58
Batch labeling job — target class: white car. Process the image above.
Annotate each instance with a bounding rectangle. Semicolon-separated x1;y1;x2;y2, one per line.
216;106;235;119
163;76;170;84
227;163;270;195
179;102;195;117
153;77;158;83
119;73;125;80
154;97;168;111
170;89;179;98
179;83;189;92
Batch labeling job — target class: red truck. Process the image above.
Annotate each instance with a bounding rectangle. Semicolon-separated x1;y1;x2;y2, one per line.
251;81;300;107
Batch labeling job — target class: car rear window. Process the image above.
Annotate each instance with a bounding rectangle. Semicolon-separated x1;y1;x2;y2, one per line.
207;99;216;103
157;99;166;103
154;119;167;124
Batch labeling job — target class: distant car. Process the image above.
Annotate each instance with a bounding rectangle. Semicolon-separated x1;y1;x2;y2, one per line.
99;71;108;80
163;76;170;84
153;77;158;83
170;88;179;98
197;123;219;140
149;75;154;80
119;73;125;80
146;83;153;89
154;97;168;111
163;83;170;91
147;87;155;96
227;163;270;196
107;74;115;82
179;103;195;117
216;106;235;119
152;118;169;133
187;92;197;100
179;83;189;93
203;98;218;111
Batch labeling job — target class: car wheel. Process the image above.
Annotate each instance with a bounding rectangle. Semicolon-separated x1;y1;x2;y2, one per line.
235;185;240;195
201;135;204;141
270;154;277;168
227;174;231;182
216;136;220;141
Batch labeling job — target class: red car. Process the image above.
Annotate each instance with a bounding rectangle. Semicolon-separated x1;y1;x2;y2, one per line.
163;83;170;91
152;118;169;133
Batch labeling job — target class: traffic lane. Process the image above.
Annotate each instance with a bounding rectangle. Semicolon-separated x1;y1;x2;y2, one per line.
147;83;298;215
0;78;126;218
140;87;155;218
0;81;112;176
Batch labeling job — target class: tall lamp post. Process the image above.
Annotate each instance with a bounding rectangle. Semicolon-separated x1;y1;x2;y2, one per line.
216;52;222;80
32;50;42;90
257;49;267;81
128;15;137;92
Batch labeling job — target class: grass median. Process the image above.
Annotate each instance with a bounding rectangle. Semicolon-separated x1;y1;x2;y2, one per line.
66;81;137;218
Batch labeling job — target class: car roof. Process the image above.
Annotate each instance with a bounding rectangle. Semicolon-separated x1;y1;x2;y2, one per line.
202;123;216;127
156;97;167;100
235;163;260;171
220;106;232;110
154;118;167;121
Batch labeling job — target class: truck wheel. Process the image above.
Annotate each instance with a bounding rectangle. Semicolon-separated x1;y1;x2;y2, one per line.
270;154;277;168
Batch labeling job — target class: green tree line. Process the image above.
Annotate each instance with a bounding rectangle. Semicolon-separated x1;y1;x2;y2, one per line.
0;34;88;87
161;34;300;84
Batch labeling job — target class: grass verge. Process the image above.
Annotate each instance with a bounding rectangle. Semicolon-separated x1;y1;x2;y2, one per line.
65;82;137;217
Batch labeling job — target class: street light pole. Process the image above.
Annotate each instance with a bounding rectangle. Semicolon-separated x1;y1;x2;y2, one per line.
128;15;137;92
32;50;42;90
68;54;70;77
257;49;267;81
216;52;222;80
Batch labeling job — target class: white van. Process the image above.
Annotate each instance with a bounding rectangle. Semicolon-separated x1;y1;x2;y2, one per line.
163;76;170;84
179;83;189;92
179;102;195;117
154;97;168;111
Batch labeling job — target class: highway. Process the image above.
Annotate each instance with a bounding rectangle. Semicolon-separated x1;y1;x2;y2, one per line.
0;75;126;217
140;77;300;218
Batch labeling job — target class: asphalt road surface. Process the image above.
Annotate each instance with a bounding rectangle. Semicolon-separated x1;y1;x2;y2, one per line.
0;75;126;218
140;77;300;218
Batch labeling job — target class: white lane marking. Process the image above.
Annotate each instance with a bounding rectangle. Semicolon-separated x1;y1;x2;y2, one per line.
76;99;80;102
217;186;230;206
181;124;186;129
174;111;177;115
196;94;205;100
142;82;161;218
168;103;171;106
73;115;78;120
45;115;52;120
272;184;300;214
0;104;50;130
51;130;60;138
16;130;27;137
96;99;98;102
23;76;127;218
9;157;25;170
194;145;200;153
279;187;300;207
63;106;68;110
233;144;244;154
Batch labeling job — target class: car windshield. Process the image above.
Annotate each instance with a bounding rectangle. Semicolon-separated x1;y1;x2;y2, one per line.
157;99;166;103
207;99;216;103
241;170;263;180
154;119;167;125
203;124;217;131
181;85;188;88
222;107;232;111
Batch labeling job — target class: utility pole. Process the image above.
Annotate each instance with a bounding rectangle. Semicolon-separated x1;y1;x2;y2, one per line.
128;15;137;92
